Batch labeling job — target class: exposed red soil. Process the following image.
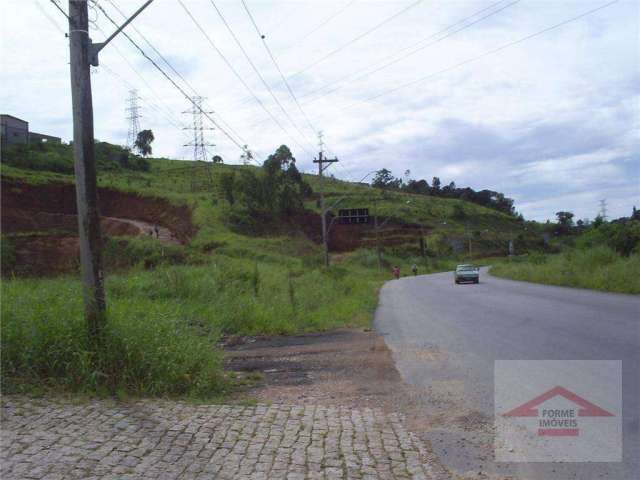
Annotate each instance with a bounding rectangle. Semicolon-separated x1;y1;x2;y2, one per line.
294;211;428;252
2;180;195;275
2;180;195;241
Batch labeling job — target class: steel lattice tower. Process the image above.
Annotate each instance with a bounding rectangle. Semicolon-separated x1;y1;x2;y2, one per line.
125;89;142;150
183;96;215;161
599;199;608;220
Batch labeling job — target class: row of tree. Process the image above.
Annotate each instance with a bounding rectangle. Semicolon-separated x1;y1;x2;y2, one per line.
371;168;517;216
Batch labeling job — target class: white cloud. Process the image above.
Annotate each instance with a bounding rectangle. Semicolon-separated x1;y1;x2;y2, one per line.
1;0;638;220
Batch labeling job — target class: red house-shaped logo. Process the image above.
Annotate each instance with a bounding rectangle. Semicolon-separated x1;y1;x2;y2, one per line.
503;385;614;436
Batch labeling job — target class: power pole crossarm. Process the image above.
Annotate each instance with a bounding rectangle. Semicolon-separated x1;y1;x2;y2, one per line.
89;0;155;66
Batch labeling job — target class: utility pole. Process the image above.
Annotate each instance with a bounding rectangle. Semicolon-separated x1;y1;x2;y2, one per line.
313;132;338;267
69;0;106;345
373;198;382;271
68;0;154;346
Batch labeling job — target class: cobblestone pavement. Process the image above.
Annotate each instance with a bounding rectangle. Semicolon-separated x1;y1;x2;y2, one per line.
1;396;435;479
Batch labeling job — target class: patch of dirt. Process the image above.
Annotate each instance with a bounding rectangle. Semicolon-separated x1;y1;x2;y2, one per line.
225;328;455;479
225;329;410;410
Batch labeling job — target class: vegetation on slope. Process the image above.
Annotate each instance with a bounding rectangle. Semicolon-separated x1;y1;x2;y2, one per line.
0;141;538;397
491;219;640;294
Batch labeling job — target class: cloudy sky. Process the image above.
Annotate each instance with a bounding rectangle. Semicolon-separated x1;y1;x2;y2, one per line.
1;0;638;220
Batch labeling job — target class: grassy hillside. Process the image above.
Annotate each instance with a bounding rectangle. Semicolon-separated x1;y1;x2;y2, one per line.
1;143;528;397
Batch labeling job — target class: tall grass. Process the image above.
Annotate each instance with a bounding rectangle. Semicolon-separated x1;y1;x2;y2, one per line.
1;254;383;396
490;246;640;294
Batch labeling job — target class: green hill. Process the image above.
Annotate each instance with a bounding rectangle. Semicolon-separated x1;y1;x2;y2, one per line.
1;141;537;397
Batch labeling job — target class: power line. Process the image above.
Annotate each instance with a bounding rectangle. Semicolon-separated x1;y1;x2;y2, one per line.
240;0;319;138
101;63;187;135
176;0;312;156
207;0;316;151
48;0;69;20
300;0;520;104
289;0;424;79
92;20;187;128
97;0;248;147
104;0;198;97
290;0;357;46
36;1;66;34
91;0;257;161
244;0;519;131
329;0;622;113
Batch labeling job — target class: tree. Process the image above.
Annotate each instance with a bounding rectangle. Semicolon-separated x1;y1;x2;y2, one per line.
555;211;575;235
404;179;429;195
431;177;441;194
134;129;154;157
240;145;254;165
372;169;401;189
263;144;295;176
212;155;223;164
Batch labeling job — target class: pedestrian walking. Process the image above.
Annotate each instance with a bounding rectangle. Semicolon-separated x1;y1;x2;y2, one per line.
153;224;160;239
392;265;400;279
412;264;418;276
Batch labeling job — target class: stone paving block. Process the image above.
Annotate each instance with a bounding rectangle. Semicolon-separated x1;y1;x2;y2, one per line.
1;396;433;479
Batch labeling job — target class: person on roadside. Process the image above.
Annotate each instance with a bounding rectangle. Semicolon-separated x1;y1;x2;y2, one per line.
392;265;400;279
153;224;160;239
411;264;418;276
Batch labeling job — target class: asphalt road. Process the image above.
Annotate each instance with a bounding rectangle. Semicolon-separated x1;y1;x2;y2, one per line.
374;268;640;480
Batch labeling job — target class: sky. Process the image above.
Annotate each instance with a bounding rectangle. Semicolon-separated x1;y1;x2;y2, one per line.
1;0;638;221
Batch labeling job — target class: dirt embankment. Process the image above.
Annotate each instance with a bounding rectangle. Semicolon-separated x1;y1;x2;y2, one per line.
1;180;196;275
294;212;429;252
2;180;195;241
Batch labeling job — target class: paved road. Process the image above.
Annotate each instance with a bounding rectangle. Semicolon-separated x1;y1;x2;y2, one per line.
374;268;640;480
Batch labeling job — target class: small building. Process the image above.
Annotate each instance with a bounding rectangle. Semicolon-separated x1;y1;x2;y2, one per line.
1;114;28;149
338;208;370;224
29;132;62;144
1;114;61;152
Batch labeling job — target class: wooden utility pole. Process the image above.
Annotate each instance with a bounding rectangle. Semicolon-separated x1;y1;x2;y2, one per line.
68;0;154;345
69;0;106;345
373;198;382;271
313;141;338;267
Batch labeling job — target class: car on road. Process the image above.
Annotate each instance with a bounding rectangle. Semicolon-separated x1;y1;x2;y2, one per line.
454;264;480;284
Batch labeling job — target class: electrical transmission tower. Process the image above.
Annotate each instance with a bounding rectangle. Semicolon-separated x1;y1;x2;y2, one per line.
183;96;215;161
599;199;608;220
125;89;141;150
